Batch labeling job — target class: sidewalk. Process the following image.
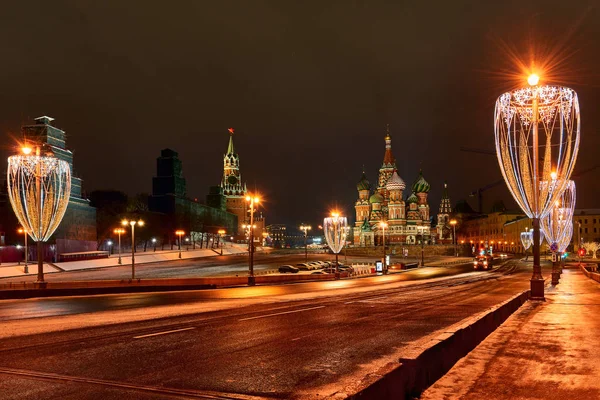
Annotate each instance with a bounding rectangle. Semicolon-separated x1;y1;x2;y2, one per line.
421;264;600;399
0;244;251;279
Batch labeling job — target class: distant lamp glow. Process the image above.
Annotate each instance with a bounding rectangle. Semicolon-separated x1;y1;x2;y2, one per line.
527;73;540;86
551;171;557;180
21;147;32;155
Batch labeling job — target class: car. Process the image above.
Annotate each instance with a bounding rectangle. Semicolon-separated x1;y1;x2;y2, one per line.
296;263;312;271
278;265;299;273
311;270;326;274
473;255;494;270
322;267;337;274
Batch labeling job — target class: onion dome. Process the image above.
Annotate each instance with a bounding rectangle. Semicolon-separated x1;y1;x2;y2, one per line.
369;192;384;204
386;170;406;191
406;192;418;204
412;170;430;193
356;171;370;191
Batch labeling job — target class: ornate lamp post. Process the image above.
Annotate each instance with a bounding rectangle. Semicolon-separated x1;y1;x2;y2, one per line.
450;219;458;257
541;180;576;285
494;74;580;299
300;224;311;262
7;145;71;286
323;211;348;279
114;228;125;264
107;240;113;256
175;230;185;259
520;228;532;261
17;227;28;273
122;219;144;279
246;194;260;286
379;221;388;273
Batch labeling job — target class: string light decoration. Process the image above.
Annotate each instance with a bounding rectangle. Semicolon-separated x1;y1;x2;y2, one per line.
520;230;532;252
541;180;576;250
558;222;573;253
494;76;580;298
7;148;71;283
323;212;348;276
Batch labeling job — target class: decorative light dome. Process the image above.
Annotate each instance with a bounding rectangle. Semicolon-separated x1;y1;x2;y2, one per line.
386;170;406;191
412;170;430;193
369;192;384;204
356;172;370;191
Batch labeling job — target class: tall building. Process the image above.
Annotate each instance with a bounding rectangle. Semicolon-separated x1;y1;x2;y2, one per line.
21;116;97;248
219;129;265;239
354;126;432;246
148;149;237;237
436;182;453;242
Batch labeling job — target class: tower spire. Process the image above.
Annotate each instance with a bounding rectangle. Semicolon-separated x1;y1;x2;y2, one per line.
227;128;235;155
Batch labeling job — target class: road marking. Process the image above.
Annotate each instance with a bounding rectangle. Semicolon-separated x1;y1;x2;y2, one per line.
238;306;325;321
133;327;195;339
0;367;262;399
345;295;388;304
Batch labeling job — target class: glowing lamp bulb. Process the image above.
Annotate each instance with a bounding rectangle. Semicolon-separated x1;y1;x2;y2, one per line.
550;171;557;180
527;74;540;86
22;147;32;155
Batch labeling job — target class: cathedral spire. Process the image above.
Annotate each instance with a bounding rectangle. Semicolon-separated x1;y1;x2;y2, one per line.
382;124;395;166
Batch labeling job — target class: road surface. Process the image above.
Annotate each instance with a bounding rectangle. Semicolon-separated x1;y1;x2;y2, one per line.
0;260;532;399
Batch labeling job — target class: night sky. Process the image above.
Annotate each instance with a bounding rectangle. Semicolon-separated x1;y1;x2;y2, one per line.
1;1;599;227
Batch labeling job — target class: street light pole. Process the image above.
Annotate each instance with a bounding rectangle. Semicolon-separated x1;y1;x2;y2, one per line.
175;230;184;259
152;238;156;252
246;195;260;286
380;221;388;274
18;228;28;274
450;219;458;257
114;228;125;264
218;229;226;255
122;219;144;280
420;226;425;267
300;224;311;262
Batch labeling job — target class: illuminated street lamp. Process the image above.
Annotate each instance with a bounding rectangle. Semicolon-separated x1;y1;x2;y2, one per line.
114;228;125;264
107;240;113;255
299;224;311;262
218;229;226;255
175;230;185;259
323;211;348;278
7;145;71;285
450;219;458;257
418;226;426;267
494;74;580;299
246;194;260;286
17;227;28;273
151;237;157;252
122;219;144;279
379;221;388;273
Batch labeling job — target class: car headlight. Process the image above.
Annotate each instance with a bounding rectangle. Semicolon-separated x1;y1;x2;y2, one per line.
483;261;488;265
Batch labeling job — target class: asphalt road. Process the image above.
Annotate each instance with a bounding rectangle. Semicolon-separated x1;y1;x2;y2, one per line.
0;260;532;399
1;261;479;321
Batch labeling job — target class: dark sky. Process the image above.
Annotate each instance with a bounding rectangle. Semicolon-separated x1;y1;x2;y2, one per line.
1;1;599;228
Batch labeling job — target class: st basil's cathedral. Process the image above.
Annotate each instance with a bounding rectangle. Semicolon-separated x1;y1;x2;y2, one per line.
354;127;453;246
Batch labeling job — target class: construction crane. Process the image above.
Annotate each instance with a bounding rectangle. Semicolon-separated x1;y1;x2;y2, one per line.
460;146;599;213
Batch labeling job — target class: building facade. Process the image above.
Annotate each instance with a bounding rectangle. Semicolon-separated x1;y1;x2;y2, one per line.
354;127;432;246
148;148;237;238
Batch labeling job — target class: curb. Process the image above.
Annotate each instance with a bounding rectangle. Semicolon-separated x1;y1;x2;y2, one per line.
348;289;530;399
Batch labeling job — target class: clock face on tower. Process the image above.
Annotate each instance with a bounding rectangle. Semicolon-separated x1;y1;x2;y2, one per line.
228;175;238;185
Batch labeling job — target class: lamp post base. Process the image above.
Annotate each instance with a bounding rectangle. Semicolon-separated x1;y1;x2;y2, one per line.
248;276;256;286
24;266;28;274
334;272;340;280
551;271;560;285
34;281;47;289
530;278;545;300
